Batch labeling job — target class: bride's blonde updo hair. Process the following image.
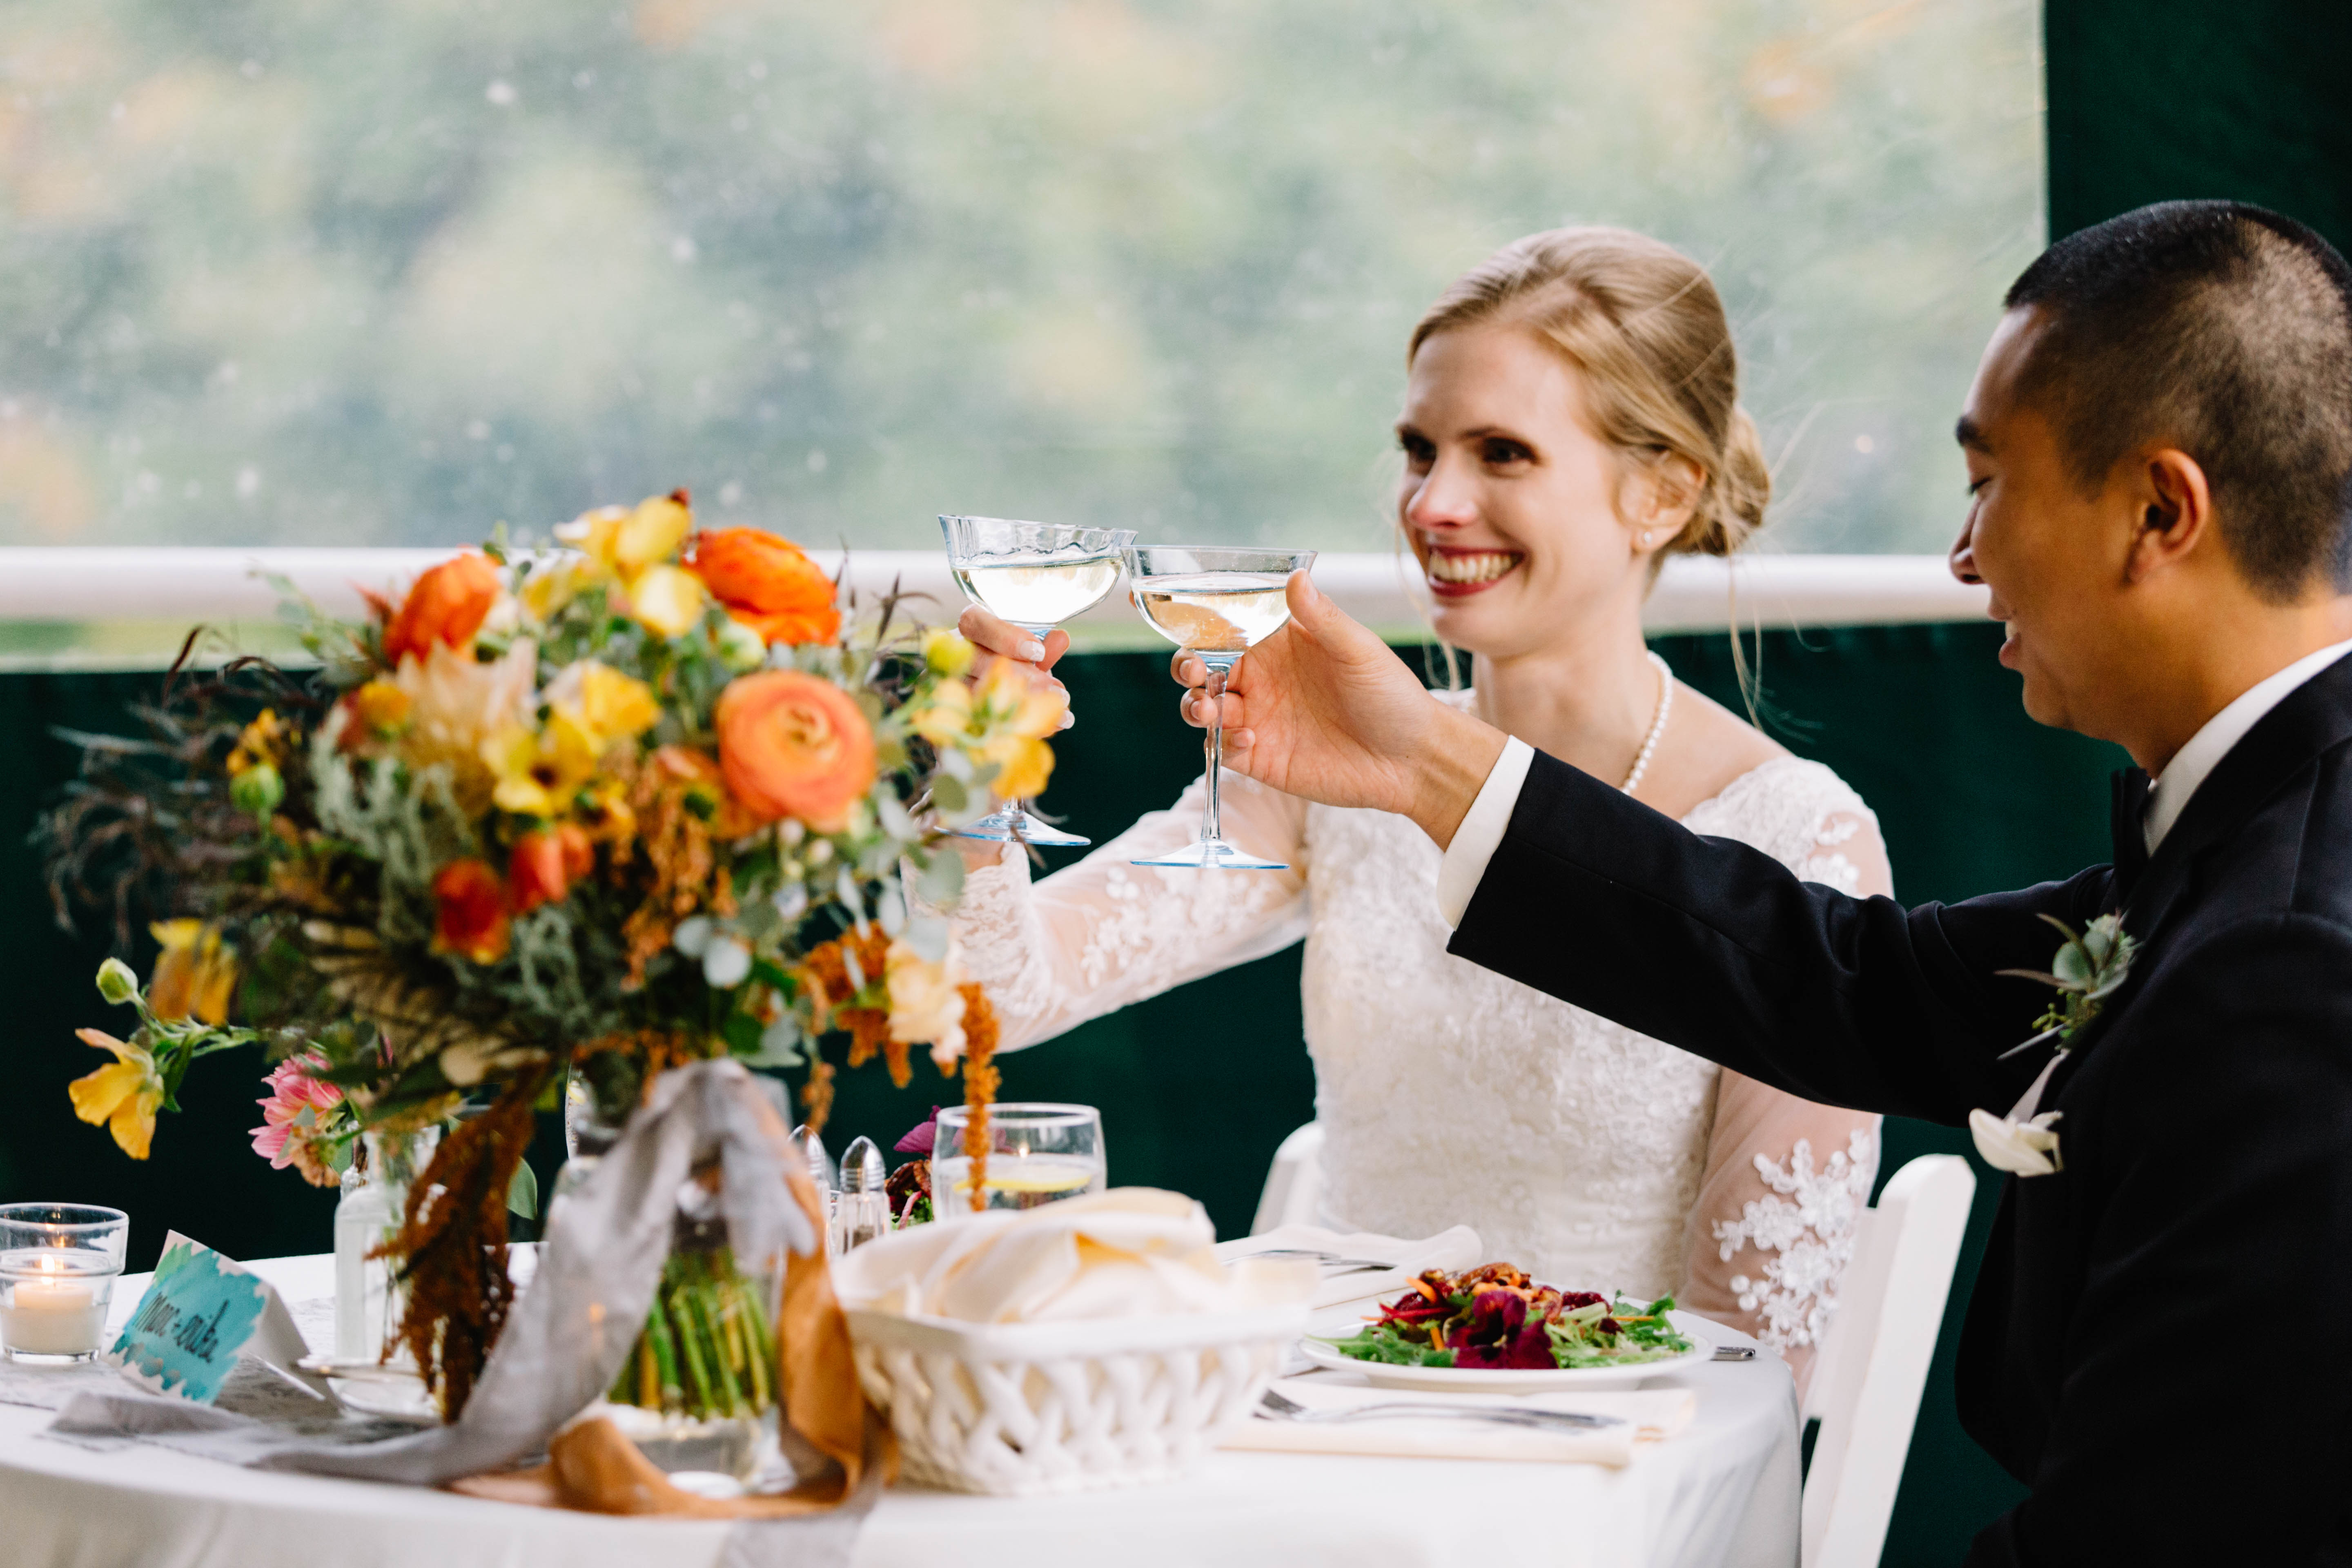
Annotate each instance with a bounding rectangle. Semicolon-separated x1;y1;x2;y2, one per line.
1407;226;1770;558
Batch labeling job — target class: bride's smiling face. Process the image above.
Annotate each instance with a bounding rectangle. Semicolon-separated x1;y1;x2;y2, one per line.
1396;322;1670;658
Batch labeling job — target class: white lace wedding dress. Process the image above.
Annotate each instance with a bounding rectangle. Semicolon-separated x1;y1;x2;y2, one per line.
952;692;1886;1390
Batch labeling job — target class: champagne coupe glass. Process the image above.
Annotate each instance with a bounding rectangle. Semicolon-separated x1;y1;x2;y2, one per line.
939;515;1137;846
1124;545;1317;870
931;1103;1106;1217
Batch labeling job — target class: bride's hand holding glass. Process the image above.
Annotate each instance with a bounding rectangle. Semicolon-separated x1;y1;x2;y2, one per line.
955;604;1076;721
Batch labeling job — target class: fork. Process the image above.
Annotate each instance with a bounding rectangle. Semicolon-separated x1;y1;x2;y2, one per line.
1244;1248;1399;1273
1256;1387;1624;1430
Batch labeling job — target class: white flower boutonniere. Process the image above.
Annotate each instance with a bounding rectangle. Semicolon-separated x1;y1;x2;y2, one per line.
1969;914;2138;1178
1968;1106;2065;1178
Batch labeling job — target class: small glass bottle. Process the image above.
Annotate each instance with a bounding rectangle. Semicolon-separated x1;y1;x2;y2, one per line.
333;1125;439;1361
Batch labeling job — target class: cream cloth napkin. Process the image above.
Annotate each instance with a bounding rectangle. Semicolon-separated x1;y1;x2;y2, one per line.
1216;1223;1484;1311
834;1188;1316;1322
1221;1376;1697;1468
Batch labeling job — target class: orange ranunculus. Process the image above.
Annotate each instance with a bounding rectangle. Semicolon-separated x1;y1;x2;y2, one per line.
714;670;877;831
431;858;511;964
383;553;502;668
508;824;595;914
685;528;841;646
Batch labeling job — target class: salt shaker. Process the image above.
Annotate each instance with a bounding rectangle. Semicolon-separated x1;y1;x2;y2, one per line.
790;1123;837;1245
831;1137;892;1253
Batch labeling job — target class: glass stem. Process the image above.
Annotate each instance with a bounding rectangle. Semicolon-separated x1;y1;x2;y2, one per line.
1012;622;1054;830
1201;660;1229;846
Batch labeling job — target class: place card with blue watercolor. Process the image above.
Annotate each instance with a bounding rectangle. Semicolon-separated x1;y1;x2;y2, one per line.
107;1232;309;1404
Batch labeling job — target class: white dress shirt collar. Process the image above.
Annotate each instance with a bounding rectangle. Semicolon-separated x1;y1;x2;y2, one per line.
2143;637;2352;852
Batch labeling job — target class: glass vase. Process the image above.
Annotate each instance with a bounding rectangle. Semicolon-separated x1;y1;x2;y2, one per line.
333;1125;440;1363
599;1163;780;1483
546;1067;626;1235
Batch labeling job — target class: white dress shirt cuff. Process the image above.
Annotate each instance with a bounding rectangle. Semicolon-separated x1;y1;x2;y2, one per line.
1436;736;1536;929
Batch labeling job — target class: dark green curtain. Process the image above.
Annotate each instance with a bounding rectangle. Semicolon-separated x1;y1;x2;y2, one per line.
2046;0;2352;254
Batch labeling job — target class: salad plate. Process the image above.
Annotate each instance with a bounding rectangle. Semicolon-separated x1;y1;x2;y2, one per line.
1302;1263;1714;1393
1298;1319;1713;1393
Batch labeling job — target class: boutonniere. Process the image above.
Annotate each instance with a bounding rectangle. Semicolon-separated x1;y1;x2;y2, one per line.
1967;913;2137;1178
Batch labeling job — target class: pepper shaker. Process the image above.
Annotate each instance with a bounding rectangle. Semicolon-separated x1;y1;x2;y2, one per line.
831;1137;892;1253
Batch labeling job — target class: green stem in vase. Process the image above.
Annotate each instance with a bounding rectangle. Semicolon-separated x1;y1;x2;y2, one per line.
646;1289;692;1415
739;1281;776;1401
736;1282;771;1411
693;1285;749;1417
668;1280;718;1415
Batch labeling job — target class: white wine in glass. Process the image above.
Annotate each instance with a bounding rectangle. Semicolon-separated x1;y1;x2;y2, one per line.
939;515;1137;846
954;558;1124;627
1125;545;1317;871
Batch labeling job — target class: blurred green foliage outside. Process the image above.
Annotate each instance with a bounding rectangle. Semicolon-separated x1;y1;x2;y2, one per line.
0;0;2038;553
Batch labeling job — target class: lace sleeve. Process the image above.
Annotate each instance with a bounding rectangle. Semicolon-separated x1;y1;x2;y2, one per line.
1673;760;1893;1398
950;771;1311;1051
1795;804;1891;897
1678;1070;1882;1401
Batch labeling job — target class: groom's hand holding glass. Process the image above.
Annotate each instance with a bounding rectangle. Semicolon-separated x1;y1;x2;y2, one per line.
1169;570;1508;849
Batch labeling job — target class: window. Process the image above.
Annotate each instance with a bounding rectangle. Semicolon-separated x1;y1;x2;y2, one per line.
0;0;2040;555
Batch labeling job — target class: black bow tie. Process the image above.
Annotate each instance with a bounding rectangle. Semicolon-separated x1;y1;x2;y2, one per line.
2111;767;2152;900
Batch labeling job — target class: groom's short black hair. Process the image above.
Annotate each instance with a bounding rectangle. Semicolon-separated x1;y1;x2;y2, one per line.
2005;200;2352;601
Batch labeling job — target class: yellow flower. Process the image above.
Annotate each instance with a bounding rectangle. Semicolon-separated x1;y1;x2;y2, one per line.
621;562;706;639
922;629;974;678
979;733;1055;801
225;709;290;777
554;494;703;639
69;1029;164;1160
483;661;662;819
972;657;1067;740
549;660;663;744
346;679;413;737
149;920;237;1025
904;679;972;746
520;557;590;622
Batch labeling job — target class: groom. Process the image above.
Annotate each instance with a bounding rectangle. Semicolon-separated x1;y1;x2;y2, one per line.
1180;201;2352;1564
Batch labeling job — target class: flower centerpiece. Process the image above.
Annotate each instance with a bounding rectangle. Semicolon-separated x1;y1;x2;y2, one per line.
40;491;1058;1417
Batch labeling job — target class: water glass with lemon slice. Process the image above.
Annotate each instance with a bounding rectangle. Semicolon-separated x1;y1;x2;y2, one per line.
931;1103;1105;1216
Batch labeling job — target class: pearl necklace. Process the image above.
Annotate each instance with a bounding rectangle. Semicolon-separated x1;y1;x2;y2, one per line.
1619;652;1674;795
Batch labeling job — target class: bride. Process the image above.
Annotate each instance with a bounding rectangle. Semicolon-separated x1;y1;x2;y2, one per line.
950;227;1888;1390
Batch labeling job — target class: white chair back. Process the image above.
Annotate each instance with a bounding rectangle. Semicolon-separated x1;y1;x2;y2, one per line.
1800;1153;1976;1568
1250;1123;1326;1236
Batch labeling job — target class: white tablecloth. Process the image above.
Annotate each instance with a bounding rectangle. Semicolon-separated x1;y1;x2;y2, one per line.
0;1254;1799;1568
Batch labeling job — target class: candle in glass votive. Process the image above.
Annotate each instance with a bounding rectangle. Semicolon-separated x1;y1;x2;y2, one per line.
0;1252;103;1355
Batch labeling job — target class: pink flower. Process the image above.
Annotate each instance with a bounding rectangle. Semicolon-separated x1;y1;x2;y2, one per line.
251;1056;344;1187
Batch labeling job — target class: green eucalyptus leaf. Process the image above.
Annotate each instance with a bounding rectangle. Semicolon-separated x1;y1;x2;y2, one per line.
2051;942;2093;989
919;851;966;906
507;1158;538;1220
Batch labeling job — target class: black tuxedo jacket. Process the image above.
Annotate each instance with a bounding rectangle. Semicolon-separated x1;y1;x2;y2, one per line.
1450;655;2352;1566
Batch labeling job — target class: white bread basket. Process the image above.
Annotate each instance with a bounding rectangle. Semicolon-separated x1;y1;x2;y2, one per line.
845;1303;1306;1495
